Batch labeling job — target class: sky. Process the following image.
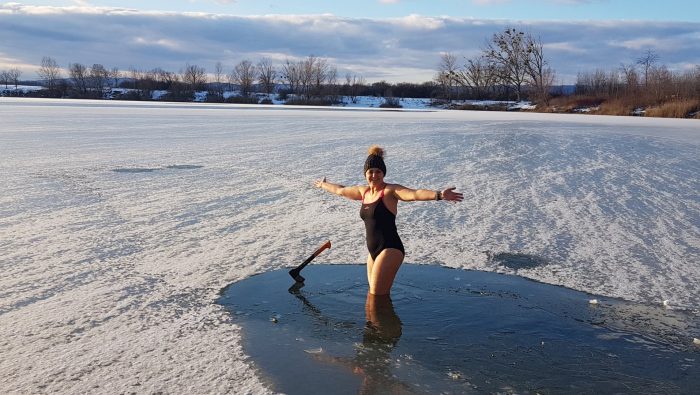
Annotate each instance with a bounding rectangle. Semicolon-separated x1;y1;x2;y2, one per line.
1;1;699;84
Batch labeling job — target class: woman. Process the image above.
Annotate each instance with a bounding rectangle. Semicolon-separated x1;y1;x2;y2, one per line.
315;145;463;295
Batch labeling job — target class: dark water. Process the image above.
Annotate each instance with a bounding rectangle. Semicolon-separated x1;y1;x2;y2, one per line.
217;265;699;394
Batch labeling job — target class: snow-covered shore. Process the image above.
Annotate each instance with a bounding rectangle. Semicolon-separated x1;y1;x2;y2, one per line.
1;98;698;393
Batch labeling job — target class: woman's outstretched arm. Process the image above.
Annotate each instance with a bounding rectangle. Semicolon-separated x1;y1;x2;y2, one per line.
391;185;463;202
315;177;364;201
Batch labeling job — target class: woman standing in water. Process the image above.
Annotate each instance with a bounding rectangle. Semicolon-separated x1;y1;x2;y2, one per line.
315;145;463;295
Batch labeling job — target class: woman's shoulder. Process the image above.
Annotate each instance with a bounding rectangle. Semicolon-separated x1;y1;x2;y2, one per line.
384;183;406;191
383;183;406;197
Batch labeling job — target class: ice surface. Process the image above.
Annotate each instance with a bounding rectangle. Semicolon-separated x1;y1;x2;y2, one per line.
1;98;698;393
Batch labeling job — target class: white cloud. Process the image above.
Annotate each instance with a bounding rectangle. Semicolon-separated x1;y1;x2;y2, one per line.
133;37;183;51
0;4;698;84
388;14;446;30
544;41;587;54
379;0;401;3
609;37;678;51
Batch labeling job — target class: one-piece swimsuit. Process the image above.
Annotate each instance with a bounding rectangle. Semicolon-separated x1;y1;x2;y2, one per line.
360;188;405;260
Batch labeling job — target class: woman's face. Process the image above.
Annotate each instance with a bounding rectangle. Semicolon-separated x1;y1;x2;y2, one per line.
365;168;385;185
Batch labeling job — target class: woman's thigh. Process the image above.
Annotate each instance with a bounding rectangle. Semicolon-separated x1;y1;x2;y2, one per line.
367;248;404;295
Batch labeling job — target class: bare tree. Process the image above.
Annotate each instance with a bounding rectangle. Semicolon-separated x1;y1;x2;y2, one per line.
181;63;206;92
89;64;109;96
484;28;531;101
607;69;623;98
648;64;673;101
436;52;459;99
109;67;121;88
257;58;277;95
454;56;496;99
524;35;555;105
151;67;178;89
128;66;142;90
576;69;609;96
636;49;659;87
37;56;62;92
230;60;256;97
298;56;316;97
226;67;236;93
69;63;89;95
326;64;339;100
345;73;365;103
212;61;225;97
619;63;639;94
281;58;301;95
141;69;158;92
10;68;22;89
0;70;8;88
151;68;183;97
309;56;329;97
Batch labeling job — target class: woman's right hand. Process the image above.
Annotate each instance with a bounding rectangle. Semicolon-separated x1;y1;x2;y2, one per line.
314;177;327;188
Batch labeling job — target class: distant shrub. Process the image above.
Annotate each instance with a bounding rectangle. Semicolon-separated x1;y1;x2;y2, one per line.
117;90;148;101
429;99;450;108
162;95;192;102
593;98;640;116
542;95;604;113
379;97;402;108
225;96;259;104
454;103;509;112
26;89;62;99
285;97;335;106
206;93;225;103
0;89;24;97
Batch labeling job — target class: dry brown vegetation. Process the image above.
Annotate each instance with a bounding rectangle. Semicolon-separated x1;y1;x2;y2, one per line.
644;100;700;118
541;96;700;118
564;59;700;119
540;95;700;118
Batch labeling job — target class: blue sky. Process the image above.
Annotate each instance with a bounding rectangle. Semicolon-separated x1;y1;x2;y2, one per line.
13;1;700;21
1;1;699;84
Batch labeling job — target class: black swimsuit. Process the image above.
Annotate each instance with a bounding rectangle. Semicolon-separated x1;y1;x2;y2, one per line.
360;188;405;260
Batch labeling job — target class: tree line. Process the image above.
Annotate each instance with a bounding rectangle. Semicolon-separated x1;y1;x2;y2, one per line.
2;54;446;105
575;49;700;100
574;49;700;113
0;67;23;89
434;28;555;104
1;55;357;104
432;27;698;117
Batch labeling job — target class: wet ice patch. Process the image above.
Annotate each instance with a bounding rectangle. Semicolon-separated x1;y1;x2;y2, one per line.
112;167;161;173
112;164;203;173
165;165;204;170
487;251;549;269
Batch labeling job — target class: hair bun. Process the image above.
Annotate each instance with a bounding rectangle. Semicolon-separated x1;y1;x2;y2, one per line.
367;145;385;158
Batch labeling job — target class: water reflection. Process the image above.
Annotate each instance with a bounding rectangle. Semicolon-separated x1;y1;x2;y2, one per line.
288;284;415;394
222;266;700;394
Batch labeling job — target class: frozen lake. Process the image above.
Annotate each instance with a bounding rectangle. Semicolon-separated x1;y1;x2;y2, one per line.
1;98;698;393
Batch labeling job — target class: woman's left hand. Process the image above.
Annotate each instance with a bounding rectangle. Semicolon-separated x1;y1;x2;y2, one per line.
441;187;464;202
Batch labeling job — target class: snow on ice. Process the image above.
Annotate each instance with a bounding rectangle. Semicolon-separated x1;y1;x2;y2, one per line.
0;98;698;393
